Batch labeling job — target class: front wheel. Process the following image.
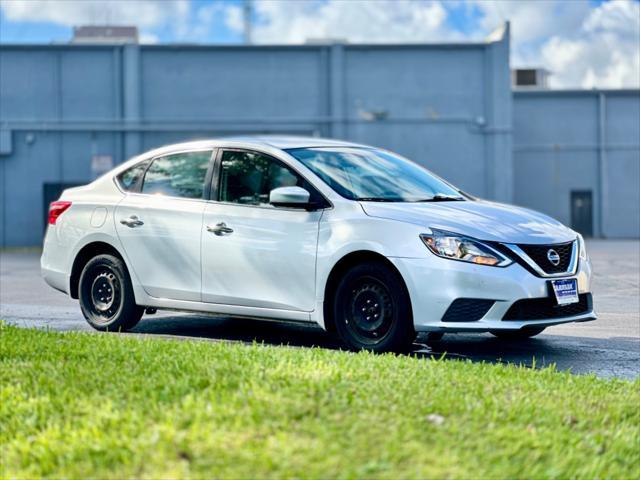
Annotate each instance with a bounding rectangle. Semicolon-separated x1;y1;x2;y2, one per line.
333;261;415;353
78;254;143;331
490;327;545;340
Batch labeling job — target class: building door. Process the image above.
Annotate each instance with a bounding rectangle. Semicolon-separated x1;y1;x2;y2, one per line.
570;190;593;237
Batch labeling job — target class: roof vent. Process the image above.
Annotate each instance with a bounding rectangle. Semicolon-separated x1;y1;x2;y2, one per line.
72;26;138;44
512;68;550;88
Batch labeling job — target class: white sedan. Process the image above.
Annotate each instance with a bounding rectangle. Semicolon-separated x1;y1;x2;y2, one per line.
42;136;595;352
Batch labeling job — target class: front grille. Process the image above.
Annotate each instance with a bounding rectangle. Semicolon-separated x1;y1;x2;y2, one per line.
503;293;592;321
441;299;495;322
518;241;574;274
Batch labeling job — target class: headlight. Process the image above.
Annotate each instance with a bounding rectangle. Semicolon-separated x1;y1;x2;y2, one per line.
577;234;589;261
420;230;512;267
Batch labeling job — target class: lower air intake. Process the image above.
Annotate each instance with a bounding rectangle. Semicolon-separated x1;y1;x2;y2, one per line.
503;293;592;321
441;299;495;322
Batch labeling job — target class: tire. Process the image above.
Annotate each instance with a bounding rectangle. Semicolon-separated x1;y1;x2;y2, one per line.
333;261;415;353
78;254;143;332
490;327;545;340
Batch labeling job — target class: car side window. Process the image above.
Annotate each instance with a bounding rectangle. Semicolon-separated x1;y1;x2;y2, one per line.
142;151;212;199
218;150;323;207
116;160;149;192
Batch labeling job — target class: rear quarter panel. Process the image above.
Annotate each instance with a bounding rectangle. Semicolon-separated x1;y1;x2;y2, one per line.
41;177;126;294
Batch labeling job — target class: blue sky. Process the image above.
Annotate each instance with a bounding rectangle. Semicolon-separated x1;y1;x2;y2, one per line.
0;0;240;44
0;0;638;88
0;0;477;44
0;0;234;44
0;0;613;44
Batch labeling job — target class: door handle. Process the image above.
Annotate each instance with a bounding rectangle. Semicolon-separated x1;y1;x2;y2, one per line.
206;222;234;236
120;215;144;228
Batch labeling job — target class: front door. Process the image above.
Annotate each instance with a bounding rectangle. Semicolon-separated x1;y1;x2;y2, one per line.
201;149;324;312
115;150;213;301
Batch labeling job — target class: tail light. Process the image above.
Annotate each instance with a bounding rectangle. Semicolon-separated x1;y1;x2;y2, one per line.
48;201;72;225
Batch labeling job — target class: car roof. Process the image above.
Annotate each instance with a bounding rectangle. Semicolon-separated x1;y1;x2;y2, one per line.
112;135;375;176
222;135;369;149
139;135;371;157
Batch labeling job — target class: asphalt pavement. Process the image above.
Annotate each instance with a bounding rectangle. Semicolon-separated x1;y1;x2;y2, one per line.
1;240;638;379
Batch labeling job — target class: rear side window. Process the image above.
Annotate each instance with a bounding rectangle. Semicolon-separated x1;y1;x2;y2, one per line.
142;151;212;199
116;160;149;192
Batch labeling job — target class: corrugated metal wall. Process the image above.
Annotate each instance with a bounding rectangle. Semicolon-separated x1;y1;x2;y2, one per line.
1;24;637;245
0;33;512;246
513;90;640;238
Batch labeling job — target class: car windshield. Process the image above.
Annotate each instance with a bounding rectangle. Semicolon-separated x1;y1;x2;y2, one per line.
286;147;465;202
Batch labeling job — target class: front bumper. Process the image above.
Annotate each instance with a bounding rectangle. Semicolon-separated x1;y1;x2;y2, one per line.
390;254;595;332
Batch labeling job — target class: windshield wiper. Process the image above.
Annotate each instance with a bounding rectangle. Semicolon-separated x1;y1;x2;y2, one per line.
355;197;402;202
415;194;466;202
356;195;465;202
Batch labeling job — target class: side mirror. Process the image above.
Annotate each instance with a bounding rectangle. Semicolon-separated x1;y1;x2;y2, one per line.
269;186;311;208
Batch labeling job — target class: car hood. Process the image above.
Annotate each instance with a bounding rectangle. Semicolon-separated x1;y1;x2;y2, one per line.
360;200;576;245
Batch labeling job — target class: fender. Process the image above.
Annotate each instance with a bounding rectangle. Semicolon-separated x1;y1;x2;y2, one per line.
66;232;147;302
311;218;428;329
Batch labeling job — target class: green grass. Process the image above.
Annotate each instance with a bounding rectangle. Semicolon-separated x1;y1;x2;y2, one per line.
1;324;639;479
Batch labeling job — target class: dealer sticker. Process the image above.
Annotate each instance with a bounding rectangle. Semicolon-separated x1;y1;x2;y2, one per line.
551;278;579;305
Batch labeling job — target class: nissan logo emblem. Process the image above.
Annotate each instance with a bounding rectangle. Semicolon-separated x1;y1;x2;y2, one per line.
547;249;561;266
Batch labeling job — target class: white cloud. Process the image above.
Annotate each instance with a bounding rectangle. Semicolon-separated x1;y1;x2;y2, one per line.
171;2;247;42
470;0;639;88
537;0;640;88
234;0;639;87
245;0;457;44
1;0;638;88
224;4;244;34
139;32;159;44
474;0;591;45
0;0;189;29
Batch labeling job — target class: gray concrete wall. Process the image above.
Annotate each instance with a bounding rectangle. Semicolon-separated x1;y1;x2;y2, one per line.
0;31;513;246
513;90;640;238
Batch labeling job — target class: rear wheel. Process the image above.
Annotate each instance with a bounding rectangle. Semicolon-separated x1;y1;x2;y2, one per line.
78;254;143;331
333;261;415;353
490;327;545;340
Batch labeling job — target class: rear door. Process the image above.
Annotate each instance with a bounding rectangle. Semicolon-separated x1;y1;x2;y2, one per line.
115;149;214;301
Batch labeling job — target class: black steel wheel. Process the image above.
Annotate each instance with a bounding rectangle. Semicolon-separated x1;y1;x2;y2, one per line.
345;276;394;344
88;269;121;321
490;327;545;340
78;254;143;331
333;261;415;352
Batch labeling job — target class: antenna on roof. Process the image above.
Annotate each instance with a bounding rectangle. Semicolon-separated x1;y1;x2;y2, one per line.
243;0;252;45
